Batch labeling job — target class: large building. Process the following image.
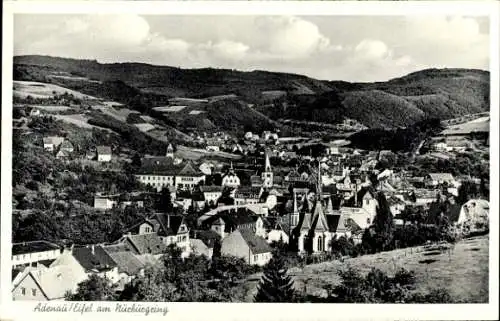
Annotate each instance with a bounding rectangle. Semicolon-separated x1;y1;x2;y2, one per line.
136;158;205;191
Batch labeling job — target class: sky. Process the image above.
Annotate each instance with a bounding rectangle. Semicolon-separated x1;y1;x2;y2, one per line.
14;14;490;82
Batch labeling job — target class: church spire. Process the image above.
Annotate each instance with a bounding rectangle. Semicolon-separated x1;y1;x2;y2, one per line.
264;151;272;172
316;160;322;200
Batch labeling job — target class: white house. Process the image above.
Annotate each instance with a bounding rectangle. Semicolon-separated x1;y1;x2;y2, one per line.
221;229;272;266
12;241;62;268
43;136;64;152
96;146;112;162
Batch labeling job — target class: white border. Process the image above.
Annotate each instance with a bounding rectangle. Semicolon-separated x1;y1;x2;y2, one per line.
2;1;499;321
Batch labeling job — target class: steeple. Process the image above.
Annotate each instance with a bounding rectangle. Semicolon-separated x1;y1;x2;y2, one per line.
264;151;272;172
316;160;322;200
324;196;334;215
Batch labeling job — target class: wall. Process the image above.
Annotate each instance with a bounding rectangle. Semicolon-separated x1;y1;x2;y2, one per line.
137;175;174;192
97;154;111;162
12;274;47;301
221;231;251;264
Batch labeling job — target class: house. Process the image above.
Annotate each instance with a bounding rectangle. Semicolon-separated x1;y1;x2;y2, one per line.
414;189;439;205
126;213;190;254
12;241;62;268
189;239;214;259
12;264;87;301
103;250;146;287
221;229;272;266
50;245;120;284
43;136;64;152
206;145;220;152
426;173;456;187
96;146;112;162
221;163;241;188
201;209;265;239
94;195;117;210
59;140;74;153
174;162;205;191
29;108;41;117
434;142;449;152
199;185;223;206
234;186;262;206
457;199;489;229
55;150;71;160
114;233;166;258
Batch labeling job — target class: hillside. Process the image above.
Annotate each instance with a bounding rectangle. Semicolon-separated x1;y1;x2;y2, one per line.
14;55;490;130
238;235;489;303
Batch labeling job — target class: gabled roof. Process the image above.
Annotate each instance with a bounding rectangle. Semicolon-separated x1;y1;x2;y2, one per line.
72;245;117;272
191;229;220;248
60;140;74;150
56;150;70;158
43;136;64;146
105;251;145;276
177;162;203;177
123;233;166;255
96;146;112;155
310;200;329;232
152;213;187;237
428;173;455;182
239;228;272;254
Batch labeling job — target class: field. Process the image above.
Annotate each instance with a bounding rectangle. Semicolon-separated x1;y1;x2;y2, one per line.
441;117;490;136
176;145;242;161
239;235;489;303
13;81;97;100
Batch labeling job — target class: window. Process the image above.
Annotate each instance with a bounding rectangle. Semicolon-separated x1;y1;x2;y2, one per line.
317;236;324;252
21;287;26;295
367;218;371;224
32;289;37;296
182;236;187;242
253;255;258;262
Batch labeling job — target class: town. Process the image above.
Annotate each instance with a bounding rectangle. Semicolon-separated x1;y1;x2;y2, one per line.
12;77;490;302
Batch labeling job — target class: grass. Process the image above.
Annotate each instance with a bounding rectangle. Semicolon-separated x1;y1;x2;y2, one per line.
238;235;489;303
13;81;97;100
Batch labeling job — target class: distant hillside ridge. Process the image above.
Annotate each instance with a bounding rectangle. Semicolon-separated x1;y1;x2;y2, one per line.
14;55;490;129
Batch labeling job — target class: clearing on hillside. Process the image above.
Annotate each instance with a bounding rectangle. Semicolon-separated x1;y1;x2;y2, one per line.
239;235;489;303
13;81;97;100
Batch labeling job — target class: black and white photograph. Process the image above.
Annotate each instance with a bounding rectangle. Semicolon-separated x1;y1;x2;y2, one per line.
1;1;499;320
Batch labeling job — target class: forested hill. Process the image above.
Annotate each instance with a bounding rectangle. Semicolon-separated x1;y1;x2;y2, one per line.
14;55;490;129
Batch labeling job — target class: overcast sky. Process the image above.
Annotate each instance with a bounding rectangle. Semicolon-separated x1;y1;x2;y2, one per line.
14;14;490;82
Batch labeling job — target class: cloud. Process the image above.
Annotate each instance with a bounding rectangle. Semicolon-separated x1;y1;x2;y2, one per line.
253;16;332;58
13;14;489;82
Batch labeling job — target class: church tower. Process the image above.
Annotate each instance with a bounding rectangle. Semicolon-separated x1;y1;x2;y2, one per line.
261;151;273;188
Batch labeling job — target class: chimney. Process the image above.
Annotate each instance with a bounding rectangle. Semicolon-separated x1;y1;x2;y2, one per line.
70;244;74;254
91;245;95;255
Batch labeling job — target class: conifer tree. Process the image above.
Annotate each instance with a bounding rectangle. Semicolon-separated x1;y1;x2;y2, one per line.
254;255;296;302
372;192;395;251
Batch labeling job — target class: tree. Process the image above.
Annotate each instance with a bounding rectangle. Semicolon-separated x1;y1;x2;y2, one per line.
371;192;395;251
457;180;479;205
120;265;179;302
157;187;174;212
66;274;117;301
254;255;296;303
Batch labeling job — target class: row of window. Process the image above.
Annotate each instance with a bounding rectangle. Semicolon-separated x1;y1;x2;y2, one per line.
13;251;58;261
20;287;37;296
140;176;173;181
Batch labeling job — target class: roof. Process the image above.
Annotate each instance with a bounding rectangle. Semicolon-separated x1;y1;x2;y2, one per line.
60;140;74;149
191;229;220;248
234;186;261;199
190;239;211;255
177;162;203;177
12;241;61;256
152;213;187;237
56;150;70;158
123;233;166;255
43;136;64;145
16;265;87;300
96;146;112;155
238;228;272;254
106;251;145;275
251;175;263;186
200;185;224;193
72;245;117;272
428;173;455;182
203;209;259;233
